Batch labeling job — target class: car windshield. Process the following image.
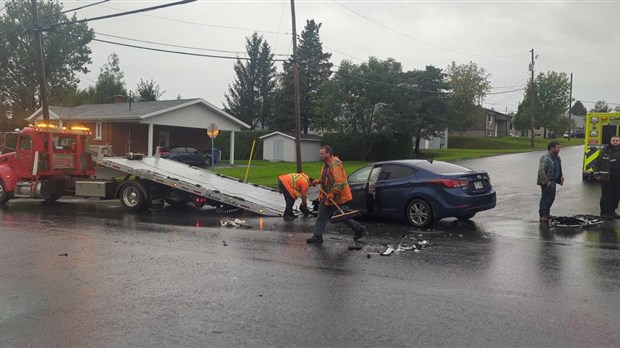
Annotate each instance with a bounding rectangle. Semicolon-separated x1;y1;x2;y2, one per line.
415;161;474;175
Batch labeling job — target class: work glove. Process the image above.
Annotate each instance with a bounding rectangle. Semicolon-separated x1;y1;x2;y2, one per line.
299;203;311;216
325;192;335;202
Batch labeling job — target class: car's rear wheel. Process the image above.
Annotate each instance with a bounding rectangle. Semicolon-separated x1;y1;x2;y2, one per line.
458;213;476;221
406;198;432;228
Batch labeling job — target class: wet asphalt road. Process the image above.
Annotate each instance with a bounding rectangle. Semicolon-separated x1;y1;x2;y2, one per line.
1;145;620;347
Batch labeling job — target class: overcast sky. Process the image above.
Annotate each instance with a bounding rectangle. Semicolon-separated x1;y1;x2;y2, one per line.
48;0;620;113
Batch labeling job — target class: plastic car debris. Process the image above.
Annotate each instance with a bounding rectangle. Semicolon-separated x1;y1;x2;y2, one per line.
348;244;363;251
220;219;253;228
381;246;395;256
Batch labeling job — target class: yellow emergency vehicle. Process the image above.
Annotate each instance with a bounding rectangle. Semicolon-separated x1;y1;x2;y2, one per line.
582;112;620;180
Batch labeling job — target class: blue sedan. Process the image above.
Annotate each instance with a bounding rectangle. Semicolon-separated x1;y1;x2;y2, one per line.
347;159;496;228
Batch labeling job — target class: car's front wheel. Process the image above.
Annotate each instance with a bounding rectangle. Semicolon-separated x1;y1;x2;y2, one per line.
406;198;433;228
203;156;211;166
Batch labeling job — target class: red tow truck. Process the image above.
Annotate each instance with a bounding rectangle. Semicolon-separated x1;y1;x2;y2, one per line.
0;124;285;215
0;124;95;204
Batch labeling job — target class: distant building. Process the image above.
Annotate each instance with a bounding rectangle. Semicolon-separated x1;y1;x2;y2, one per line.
259;131;322;162
450;108;513;137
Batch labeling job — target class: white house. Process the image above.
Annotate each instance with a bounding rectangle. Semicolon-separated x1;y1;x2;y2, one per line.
259;131;322;162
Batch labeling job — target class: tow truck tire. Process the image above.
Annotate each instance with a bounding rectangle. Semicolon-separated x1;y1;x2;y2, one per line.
120;182;147;211
0;180;9;204
41;182;63;203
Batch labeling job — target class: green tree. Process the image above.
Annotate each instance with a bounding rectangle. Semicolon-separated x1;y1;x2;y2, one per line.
316;58;451;157
135;78;164;101
0;0;94;128
446;61;491;132
590;100;611;113
570;100;587;116
514;71;570;137
406;66;451;154
224;32;276;129
272;20;332;133
93;52;126;104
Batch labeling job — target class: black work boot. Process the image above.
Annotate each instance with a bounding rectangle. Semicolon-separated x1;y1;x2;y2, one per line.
306;235;324;243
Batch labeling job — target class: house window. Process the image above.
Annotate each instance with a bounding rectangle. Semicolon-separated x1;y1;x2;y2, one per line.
95;122;102;140
487;114;493;125
158;131;170;147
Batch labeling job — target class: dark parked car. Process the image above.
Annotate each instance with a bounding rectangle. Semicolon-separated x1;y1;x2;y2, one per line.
347;159;496;228
160;147;212;166
572;130;585;138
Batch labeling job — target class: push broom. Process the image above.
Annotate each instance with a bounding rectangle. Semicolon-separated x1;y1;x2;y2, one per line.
318;187;361;223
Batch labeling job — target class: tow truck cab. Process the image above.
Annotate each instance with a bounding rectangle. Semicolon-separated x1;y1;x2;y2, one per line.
0;125;95;202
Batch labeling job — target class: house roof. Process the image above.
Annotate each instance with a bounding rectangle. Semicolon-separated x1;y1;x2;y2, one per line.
27;98;250;129
259;131;323;142
483;108;512;121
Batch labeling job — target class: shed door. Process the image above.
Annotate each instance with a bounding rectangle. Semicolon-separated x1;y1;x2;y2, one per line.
273;140;284;161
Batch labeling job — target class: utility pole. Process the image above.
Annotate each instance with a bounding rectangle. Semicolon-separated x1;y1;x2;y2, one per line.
290;0;302;173
568;72;573;143
31;0;50;123
529;48;535;147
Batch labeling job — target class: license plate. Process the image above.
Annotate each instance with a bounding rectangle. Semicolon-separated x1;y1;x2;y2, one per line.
474;181;483;190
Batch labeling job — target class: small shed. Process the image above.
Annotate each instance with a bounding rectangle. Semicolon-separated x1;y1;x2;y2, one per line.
259;131;322;162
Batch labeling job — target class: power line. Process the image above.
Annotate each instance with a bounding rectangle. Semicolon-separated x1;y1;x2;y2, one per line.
48;0;196;28
94;31;291;57
332;0;526;59
59;0;110;16
78;35;289;61
76;0;291;36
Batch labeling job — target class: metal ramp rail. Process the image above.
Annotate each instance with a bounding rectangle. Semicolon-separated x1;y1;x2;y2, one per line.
99;156;285;216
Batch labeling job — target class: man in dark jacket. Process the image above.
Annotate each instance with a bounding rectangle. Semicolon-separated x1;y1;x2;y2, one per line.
537;141;564;223
593;135;620;220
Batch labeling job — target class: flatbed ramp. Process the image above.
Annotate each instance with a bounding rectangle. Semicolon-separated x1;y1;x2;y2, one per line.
100;156;285;216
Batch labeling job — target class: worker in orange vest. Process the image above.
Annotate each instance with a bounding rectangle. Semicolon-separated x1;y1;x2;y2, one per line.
278;172;313;221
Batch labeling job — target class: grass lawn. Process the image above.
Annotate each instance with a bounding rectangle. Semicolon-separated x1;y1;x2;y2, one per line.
213;137;584;187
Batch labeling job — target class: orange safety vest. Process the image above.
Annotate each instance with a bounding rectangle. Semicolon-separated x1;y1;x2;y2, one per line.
319;156;352;205
278;173;310;202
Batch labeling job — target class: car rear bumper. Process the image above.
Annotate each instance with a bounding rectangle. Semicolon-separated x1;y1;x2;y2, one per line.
433;190;496;219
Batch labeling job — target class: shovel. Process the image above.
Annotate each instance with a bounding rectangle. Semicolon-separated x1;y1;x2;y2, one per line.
317;187;361;223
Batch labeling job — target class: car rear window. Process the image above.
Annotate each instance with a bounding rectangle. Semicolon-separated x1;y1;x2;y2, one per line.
416;161;474;175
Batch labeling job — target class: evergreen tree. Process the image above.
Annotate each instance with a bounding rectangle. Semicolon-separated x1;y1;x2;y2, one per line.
272;20;332;133
224;32;276;129
94;53;126;104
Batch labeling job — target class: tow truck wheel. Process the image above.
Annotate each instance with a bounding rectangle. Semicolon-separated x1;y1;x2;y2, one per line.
120;182;146;210
0;180;10;204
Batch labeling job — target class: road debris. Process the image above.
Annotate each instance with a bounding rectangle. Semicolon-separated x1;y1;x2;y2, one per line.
220;219;253;228
222;241;228;246
549;215;603;228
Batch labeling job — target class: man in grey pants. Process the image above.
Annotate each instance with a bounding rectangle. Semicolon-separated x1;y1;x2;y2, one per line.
306;145;367;243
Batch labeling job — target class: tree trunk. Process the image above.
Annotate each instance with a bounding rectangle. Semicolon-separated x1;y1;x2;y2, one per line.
413;127;422;156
